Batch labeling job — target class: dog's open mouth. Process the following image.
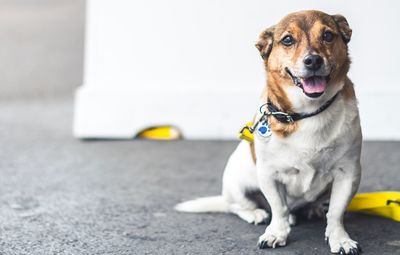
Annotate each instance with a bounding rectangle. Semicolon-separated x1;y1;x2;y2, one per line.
285;68;330;98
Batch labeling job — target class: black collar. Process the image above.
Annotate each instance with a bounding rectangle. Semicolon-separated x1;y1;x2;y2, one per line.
266;93;339;124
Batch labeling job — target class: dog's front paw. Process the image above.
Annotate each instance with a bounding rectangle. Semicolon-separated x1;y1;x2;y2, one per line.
325;229;361;254
257;223;290;249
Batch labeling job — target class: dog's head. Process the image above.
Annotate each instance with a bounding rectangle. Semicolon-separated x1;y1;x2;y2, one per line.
256;10;352;102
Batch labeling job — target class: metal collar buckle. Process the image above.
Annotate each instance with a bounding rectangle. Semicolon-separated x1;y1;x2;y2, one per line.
270;112;294;124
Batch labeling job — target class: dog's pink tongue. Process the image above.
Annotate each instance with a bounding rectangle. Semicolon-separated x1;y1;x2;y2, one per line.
302;77;327;94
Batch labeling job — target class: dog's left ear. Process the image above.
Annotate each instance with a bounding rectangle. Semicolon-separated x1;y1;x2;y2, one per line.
255;26;275;60
332;14;352;44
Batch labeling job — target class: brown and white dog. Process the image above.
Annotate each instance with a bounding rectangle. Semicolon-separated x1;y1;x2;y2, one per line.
175;10;362;255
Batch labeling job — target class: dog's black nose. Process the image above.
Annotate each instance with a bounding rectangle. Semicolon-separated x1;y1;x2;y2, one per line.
303;55;323;71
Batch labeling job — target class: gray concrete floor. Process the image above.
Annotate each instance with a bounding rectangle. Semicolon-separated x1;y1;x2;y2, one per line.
0;99;399;255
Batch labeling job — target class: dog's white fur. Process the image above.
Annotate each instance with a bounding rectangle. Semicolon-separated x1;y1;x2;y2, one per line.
175;13;362;254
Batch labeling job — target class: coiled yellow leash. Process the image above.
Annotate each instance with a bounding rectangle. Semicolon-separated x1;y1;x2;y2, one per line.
238;122;400;222
347;192;400;222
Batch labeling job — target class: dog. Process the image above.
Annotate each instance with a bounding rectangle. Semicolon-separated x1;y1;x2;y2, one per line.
175;10;362;255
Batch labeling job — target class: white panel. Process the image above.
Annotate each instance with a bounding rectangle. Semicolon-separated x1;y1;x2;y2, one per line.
75;0;400;140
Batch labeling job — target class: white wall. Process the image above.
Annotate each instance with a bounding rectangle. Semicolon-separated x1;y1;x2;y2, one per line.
74;0;400;140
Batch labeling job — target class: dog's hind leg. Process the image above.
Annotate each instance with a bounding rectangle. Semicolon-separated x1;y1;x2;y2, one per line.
227;193;270;225
220;186;269;225
232;207;270;225
176;141;270;224
219;142;270;225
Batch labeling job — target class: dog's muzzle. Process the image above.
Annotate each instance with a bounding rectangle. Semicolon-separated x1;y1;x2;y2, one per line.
285;67;330;98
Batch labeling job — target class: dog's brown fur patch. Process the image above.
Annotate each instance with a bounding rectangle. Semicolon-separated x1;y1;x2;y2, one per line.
341;77;356;100
255;10;353;138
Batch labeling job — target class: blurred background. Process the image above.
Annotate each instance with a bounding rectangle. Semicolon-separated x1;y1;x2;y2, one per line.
0;0;84;100
76;0;400;140
1;0;399;139
0;1;399;254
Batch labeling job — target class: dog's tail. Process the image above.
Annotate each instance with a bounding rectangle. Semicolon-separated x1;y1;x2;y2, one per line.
174;195;230;213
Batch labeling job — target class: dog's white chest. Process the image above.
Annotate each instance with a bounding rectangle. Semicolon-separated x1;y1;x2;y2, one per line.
282;153;334;204
255;132;341;207
285;148;332;191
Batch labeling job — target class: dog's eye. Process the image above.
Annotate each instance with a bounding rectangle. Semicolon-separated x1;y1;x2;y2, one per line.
281;35;295;46
323;31;334;42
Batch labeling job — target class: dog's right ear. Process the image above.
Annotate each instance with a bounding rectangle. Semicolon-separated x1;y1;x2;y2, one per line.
255;26;275;60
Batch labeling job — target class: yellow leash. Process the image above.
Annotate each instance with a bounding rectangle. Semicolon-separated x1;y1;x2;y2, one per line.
238;122;256;143
238;122;400;222
136;126;181;140
348;192;400;222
